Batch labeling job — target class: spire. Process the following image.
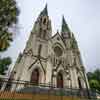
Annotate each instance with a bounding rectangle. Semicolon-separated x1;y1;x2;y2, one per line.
71;33;78;49
61;16;71;39
61;16;70;33
32;3;52;39
39;4;48;17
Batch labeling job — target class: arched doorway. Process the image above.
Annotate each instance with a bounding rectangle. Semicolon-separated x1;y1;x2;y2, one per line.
57;72;63;88
78;77;82;89
31;68;39;85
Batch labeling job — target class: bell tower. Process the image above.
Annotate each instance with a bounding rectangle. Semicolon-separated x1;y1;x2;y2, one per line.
12;4;52;87
61;16;89;89
32;4;52;39
61;16;72;49
61;16;71;39
25;4;52;59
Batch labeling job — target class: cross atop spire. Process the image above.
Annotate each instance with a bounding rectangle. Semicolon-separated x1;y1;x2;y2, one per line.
61;16;70;33
39;4;48;17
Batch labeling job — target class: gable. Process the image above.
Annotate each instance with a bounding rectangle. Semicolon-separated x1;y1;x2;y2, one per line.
28;58;45;74
50;33;66;50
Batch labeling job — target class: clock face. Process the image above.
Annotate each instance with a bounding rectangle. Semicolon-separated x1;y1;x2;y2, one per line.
54;46;63;57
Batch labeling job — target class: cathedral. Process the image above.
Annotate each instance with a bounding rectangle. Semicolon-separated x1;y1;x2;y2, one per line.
11;5;89;91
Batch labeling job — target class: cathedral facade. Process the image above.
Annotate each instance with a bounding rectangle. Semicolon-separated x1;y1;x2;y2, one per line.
11;5;89;90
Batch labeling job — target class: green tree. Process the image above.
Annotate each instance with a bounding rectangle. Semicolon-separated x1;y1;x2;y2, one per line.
94;69;100;82
0;57;12;75
89;80;99;90
87;69;100;92
0;0;19;76
0;0;19;51
0;31;12;51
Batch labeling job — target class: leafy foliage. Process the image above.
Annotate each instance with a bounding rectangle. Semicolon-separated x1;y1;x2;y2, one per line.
0;0;19;51
0;31;12;51
0;0;19;76
0;57;12;75
87;69;100;92
0;0;19;30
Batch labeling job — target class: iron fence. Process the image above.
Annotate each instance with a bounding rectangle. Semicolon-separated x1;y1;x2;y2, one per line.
0;78;98;100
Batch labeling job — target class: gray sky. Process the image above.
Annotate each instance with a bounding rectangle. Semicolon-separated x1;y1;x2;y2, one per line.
1;0;100;72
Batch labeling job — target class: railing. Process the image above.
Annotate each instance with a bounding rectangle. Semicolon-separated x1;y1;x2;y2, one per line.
0;78;98;100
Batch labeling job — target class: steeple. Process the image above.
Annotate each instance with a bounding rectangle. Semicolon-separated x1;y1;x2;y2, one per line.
61;16;71;39
39;4;48;17
61;16;70;33
32;4;52;39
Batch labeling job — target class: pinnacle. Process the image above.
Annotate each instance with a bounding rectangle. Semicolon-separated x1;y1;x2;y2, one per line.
39;4;48;16
61;16;70;33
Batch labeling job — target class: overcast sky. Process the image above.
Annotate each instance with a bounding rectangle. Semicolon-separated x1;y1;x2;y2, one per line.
1;0;100;72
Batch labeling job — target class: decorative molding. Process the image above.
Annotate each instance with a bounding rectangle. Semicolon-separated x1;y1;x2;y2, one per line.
28;59;38;70
28;55;46;75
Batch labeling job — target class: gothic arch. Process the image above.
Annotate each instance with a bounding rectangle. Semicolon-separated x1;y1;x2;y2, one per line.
52;42;64;54
30;65;45;84
78;77;82;89
57;71;63;88
31;68;39;84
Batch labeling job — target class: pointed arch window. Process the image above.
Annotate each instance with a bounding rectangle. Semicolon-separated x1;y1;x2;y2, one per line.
57;71;63;88
43;18;47;25
31;68;39;84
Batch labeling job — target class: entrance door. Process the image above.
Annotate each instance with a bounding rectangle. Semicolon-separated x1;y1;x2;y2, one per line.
31;69;39;84
78;77;82;89
57;72;63;88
